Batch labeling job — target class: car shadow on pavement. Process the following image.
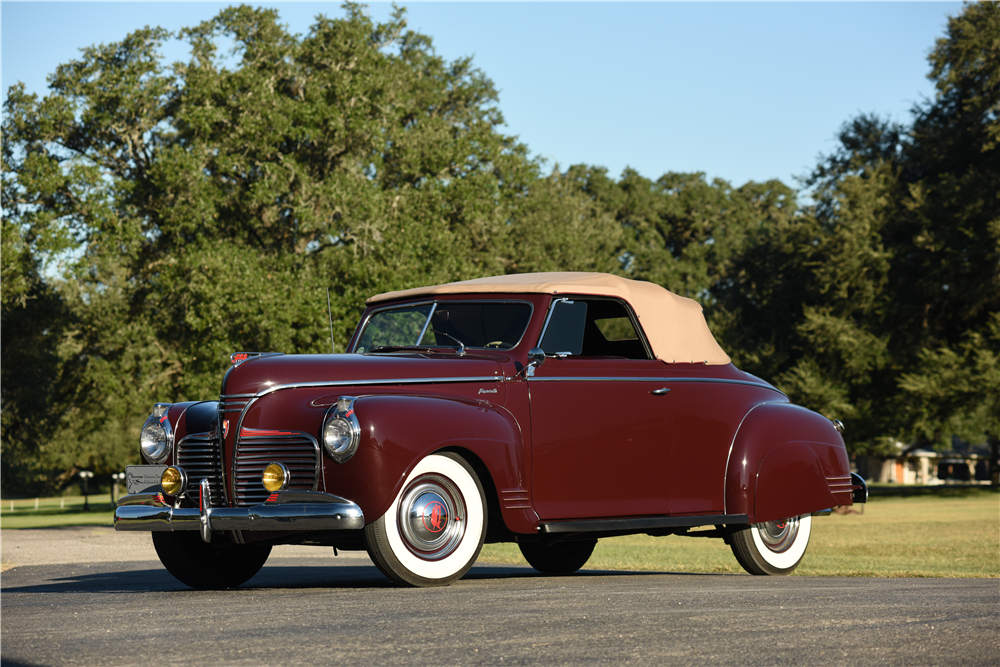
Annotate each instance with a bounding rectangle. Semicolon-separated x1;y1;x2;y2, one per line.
2;658;46;667
1;561;735;595
1;564;392;594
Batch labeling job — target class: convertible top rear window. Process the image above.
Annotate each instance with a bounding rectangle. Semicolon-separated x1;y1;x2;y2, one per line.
354;301;532;353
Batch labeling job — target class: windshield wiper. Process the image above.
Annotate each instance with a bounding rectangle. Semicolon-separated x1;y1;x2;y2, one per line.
429;329;466;356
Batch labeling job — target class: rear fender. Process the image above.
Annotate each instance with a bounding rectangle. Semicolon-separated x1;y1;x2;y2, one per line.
726;403;853;523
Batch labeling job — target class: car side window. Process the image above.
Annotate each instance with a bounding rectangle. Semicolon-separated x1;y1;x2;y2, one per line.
539;300;588;355
540;298;650;360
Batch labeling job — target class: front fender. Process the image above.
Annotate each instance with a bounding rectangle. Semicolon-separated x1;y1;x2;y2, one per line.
725;402;853;523
157;401;217;466
333;395;531;532
175;401;219;438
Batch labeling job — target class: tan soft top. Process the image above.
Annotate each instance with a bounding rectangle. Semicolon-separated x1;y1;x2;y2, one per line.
367;272;730;365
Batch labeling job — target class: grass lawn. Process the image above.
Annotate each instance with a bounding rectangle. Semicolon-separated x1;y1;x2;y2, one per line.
3;489;996;578
0;496;114;529
479;488;1000;578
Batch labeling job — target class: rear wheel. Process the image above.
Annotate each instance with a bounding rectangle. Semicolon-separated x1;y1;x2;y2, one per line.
519;539;597;575
364;452;486;587
729;514;812;575
152;532;271;589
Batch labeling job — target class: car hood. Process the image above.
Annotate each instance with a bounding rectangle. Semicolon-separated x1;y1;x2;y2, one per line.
221;353;506;397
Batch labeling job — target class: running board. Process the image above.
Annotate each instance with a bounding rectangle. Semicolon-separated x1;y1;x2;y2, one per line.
539;513;749;534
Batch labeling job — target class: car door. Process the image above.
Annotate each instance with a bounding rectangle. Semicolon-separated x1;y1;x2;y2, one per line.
527;297;675;521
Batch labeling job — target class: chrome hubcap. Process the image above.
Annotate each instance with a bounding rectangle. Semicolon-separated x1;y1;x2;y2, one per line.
397;474;466;560
756;516;799;553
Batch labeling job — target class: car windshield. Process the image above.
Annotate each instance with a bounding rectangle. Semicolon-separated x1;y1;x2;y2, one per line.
354;302;532;353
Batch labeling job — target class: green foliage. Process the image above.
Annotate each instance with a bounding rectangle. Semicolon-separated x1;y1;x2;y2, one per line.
899;313;1000;448
1;3;536;493
720;1;1000;457
2;2;997;493
507;167;624;274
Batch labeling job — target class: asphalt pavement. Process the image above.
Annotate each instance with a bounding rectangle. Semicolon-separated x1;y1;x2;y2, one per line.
1;527;997;666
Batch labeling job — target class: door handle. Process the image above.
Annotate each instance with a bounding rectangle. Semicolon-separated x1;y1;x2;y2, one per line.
651;387;671;395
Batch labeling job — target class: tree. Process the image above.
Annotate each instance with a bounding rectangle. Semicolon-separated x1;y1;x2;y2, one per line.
755;1;1000;462
1;3;537;493
506;167;624;274
898;313;1000;483
892;1;1000;479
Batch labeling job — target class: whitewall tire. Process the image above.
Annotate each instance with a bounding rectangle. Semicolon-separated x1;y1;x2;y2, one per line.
364;452;486;587
729;514;812;575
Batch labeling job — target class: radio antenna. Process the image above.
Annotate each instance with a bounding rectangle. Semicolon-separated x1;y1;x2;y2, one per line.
326;288;336;354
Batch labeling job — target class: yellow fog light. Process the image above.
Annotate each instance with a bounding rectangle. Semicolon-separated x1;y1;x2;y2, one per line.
262;462;290;492
160;466;187;496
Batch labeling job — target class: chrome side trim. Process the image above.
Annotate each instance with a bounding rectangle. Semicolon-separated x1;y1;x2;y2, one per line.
526;376;782;391
252;375;504;399
220;396;252;414
539;513;749;534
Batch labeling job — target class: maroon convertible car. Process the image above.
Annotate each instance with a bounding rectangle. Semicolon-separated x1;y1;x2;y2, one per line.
116;272;866;587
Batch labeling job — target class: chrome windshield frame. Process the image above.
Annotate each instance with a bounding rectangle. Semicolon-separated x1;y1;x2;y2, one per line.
350;299;535;354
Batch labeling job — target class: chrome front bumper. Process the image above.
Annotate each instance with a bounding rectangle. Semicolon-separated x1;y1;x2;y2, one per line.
115;479;364;543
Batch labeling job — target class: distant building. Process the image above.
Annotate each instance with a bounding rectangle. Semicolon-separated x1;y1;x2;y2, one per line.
856;438;992;485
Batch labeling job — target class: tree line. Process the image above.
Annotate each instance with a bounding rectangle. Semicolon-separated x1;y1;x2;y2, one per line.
3;2;997;493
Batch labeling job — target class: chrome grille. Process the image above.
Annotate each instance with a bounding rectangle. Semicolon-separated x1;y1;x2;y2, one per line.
234;429;320;507
220;394;252;416
176;433;226;507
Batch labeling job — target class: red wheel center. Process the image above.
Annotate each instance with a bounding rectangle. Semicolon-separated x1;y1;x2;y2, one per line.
421;500;448;533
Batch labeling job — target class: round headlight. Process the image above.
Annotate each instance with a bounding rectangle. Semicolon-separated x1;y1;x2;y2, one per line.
324;418;354;455
262;462;290;492
160;466;187;496
322;397;360;464
140;420;169;463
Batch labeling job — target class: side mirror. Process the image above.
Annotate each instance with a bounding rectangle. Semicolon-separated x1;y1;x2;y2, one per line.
525;348;545;377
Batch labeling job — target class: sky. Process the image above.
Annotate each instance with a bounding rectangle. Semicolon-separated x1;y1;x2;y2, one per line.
1;1;959;189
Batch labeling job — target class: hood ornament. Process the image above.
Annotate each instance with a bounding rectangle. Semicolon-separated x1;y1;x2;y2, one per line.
229;351;285;369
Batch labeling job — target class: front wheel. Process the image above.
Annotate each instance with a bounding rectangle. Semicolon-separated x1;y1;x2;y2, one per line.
152;532;272;589
364;452;486;587
729;514;812;575
519;539;597;575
